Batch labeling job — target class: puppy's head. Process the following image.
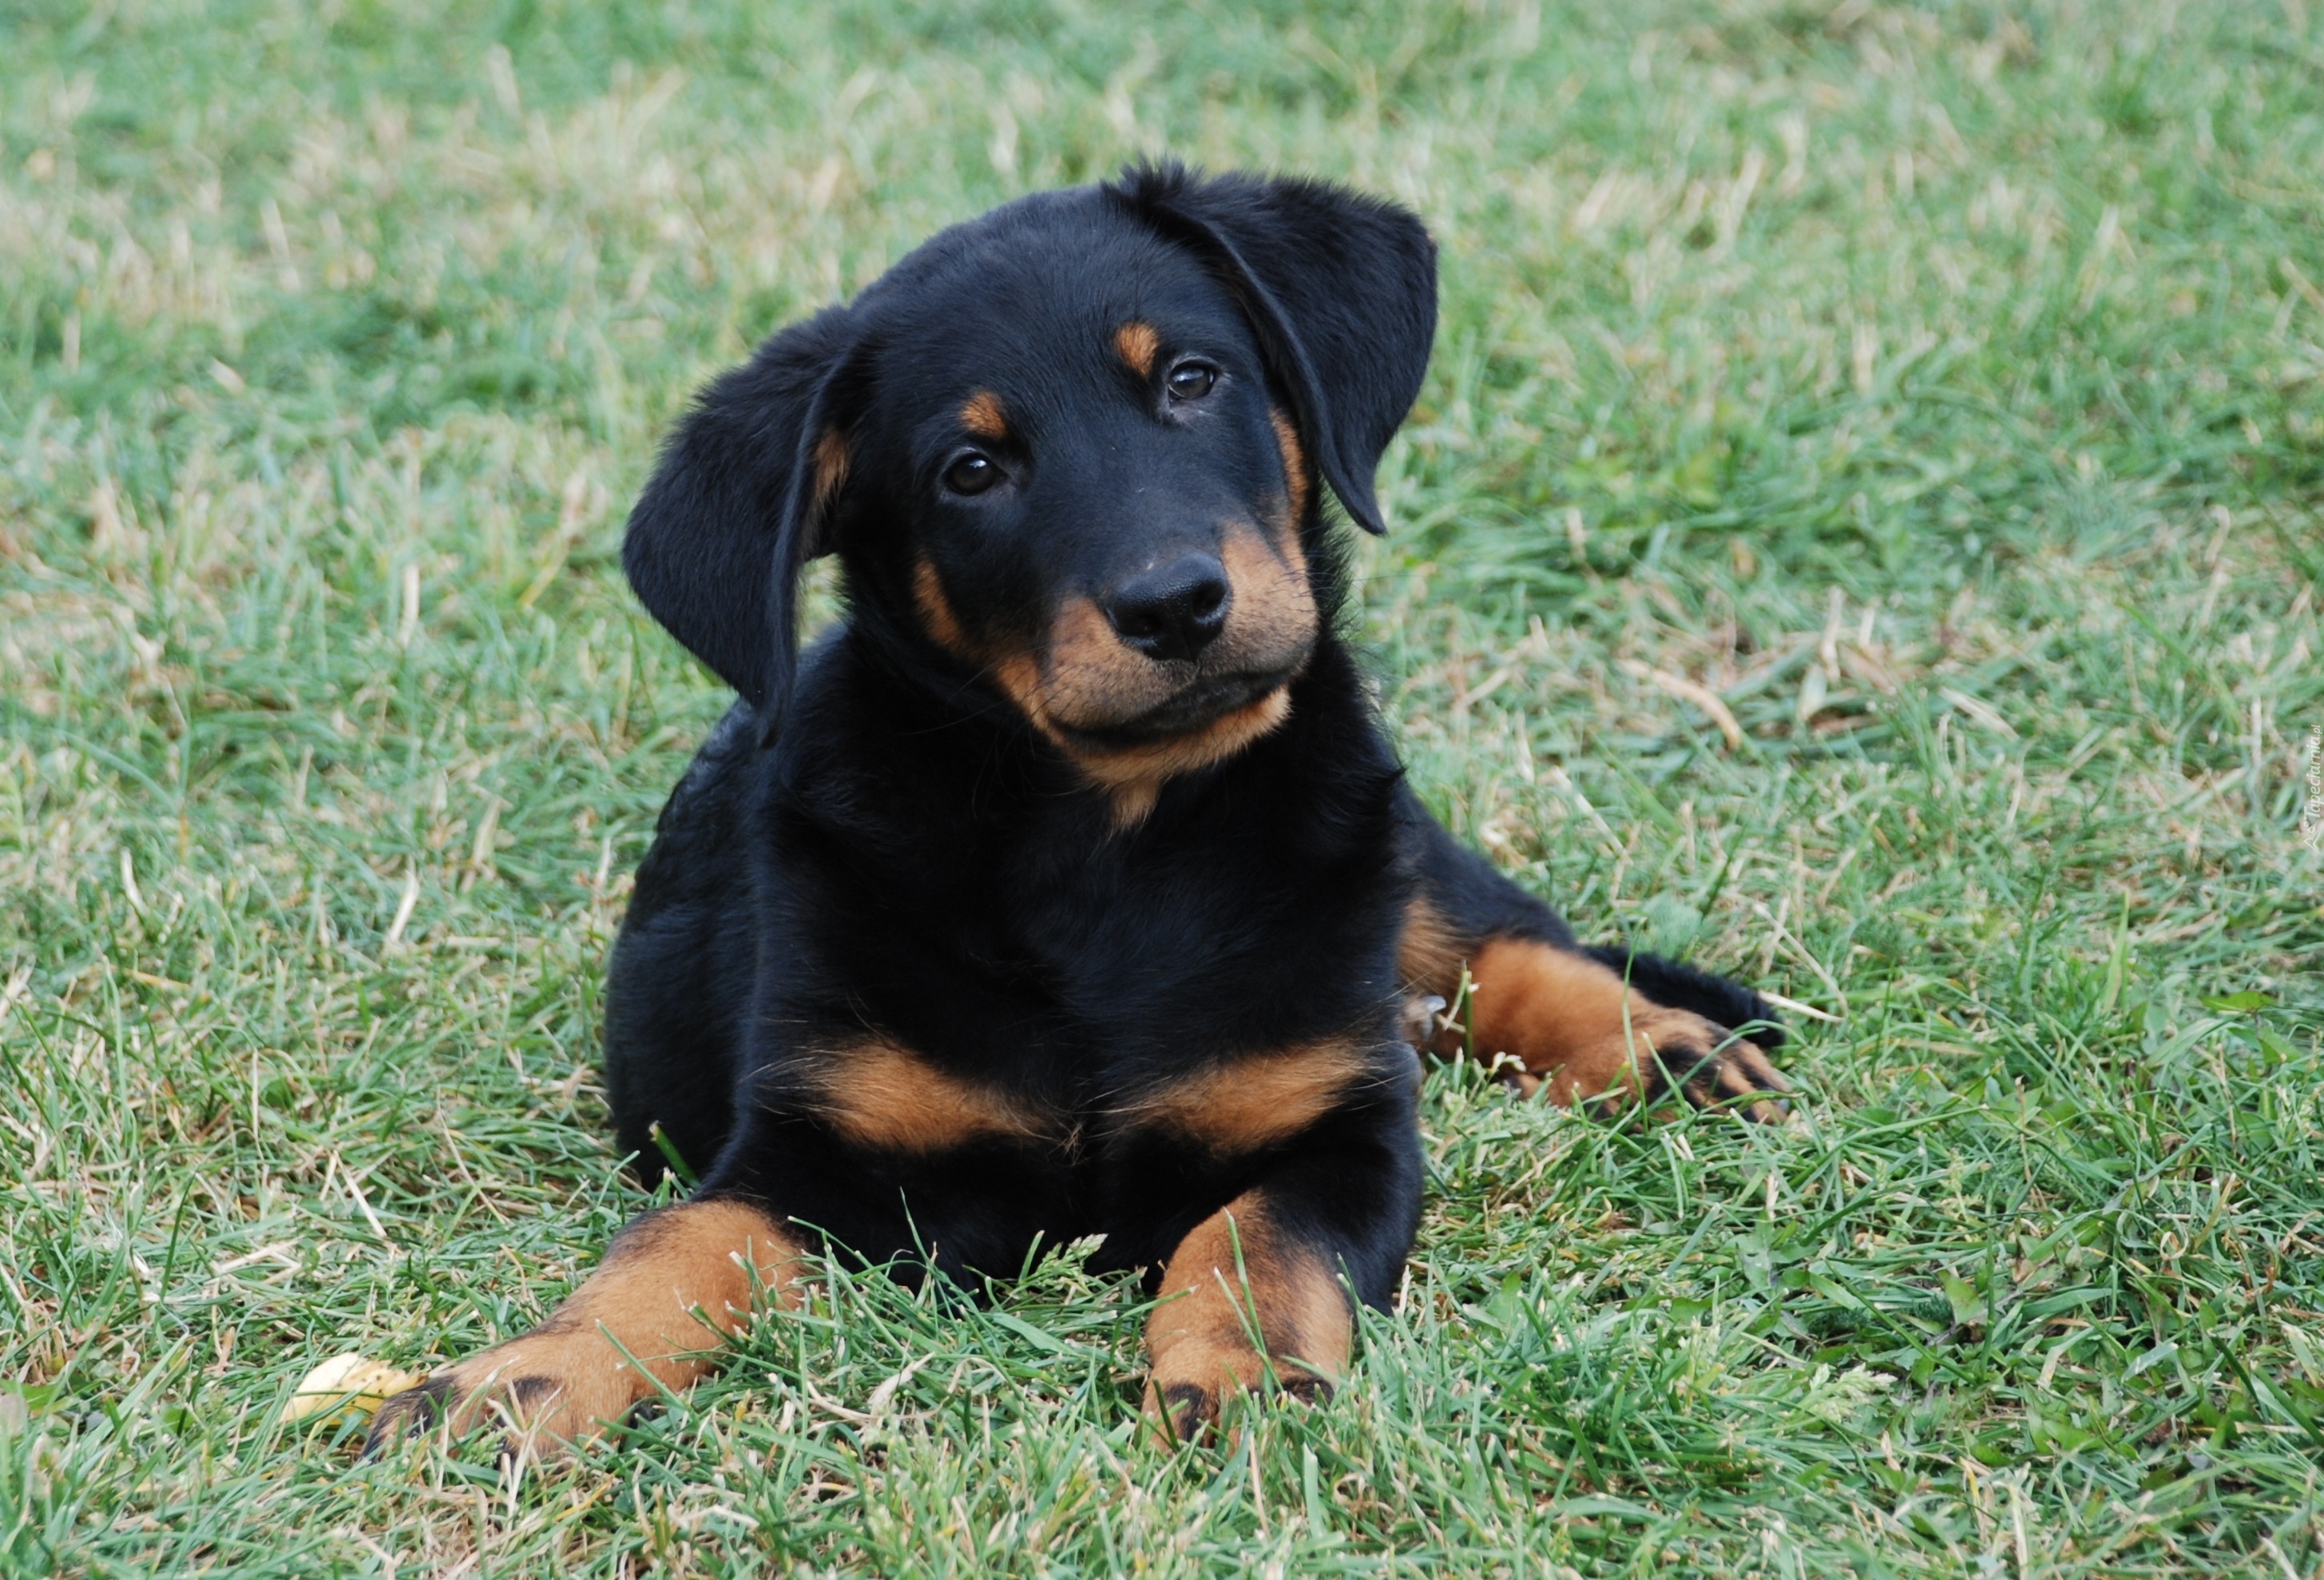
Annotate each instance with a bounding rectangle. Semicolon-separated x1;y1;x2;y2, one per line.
624;165;1436;817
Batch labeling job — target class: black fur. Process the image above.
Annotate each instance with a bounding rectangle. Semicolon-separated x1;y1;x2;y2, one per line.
605;163;1786;1324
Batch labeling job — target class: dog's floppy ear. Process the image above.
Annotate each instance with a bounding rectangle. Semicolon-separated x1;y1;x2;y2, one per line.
1111;162;1437;535
622;306;859;728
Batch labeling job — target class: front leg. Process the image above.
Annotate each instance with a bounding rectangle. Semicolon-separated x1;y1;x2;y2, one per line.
367;1197;802;1455
1419;932;1788;1118
1144;1123;1421;1443
1396;790;1788;1118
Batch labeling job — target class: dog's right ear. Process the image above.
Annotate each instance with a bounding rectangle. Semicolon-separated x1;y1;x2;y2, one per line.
1108;162;1437;537
622;306;859;728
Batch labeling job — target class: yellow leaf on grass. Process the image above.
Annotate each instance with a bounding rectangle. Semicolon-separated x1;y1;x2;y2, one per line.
284;1352;427;1424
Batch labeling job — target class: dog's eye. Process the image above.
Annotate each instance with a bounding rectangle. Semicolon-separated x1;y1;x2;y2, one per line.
942;451;1001;496
1166;361;1218;401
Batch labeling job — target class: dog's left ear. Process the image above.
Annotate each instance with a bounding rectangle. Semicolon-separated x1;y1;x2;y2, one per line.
1112;162;1438;535
622;306;862;735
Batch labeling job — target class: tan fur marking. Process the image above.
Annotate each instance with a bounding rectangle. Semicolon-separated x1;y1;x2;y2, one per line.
811;429;850;515
1450;939;1743;1110
1269;407;1311;526
1075;687;1293;828
1217;524;1314;652
929;525;1315;828
1144;1193;1350;1441
1033;595;1144;728
371;1200;800;1451
1397;895;1469;996
1059;529;1313;826
1116;1037;1366;1153
989;649;1053;731
1115;320;1160;377
913;560;972;656
808;1038;1050;1153
958;390;1009;440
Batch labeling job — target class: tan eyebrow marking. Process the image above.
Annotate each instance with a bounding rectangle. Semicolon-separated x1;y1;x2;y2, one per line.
1114;320;1160;378
958;390;1009;440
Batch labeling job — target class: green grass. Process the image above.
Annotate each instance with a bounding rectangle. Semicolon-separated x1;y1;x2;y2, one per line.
4;0;2322;1572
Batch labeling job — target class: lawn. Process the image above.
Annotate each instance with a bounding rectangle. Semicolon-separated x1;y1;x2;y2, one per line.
3;0;2322;1573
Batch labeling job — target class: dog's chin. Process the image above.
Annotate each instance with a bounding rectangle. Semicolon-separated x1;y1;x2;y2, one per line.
1053;669;1294;750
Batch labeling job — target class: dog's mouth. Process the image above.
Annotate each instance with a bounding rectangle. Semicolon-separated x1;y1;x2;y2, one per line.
997;546;1319;773
1050;666;1296;750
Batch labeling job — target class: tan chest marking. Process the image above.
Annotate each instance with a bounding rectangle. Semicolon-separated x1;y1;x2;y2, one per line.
1114;1037;1369;1153
807;1038;1052;1153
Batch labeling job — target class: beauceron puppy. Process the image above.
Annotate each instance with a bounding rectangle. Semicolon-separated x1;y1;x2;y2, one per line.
370;162;1787;1455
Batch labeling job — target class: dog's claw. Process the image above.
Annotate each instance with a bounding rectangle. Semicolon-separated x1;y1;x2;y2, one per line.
1398;994;1448;1049
1668;1028;1792;1121
363;1376;452;1457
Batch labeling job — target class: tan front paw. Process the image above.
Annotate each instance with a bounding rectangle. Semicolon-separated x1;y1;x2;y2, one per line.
1141;1336;1333;1444
1448;939;1792;1121
366;1199;799;1459
1627;1010;1791;1123
365;1327;668;1457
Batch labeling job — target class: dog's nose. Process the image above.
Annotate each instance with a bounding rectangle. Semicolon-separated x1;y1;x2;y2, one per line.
1105;554;1231;663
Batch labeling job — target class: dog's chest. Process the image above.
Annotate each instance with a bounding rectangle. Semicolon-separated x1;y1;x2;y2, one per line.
776;678;1408;1114
992;811;1386;1046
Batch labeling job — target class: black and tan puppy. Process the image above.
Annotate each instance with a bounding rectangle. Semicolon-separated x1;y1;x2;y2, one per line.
369;163;1788;1454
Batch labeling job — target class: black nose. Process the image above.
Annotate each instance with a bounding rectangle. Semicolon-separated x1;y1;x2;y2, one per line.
1104;553;1231;663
